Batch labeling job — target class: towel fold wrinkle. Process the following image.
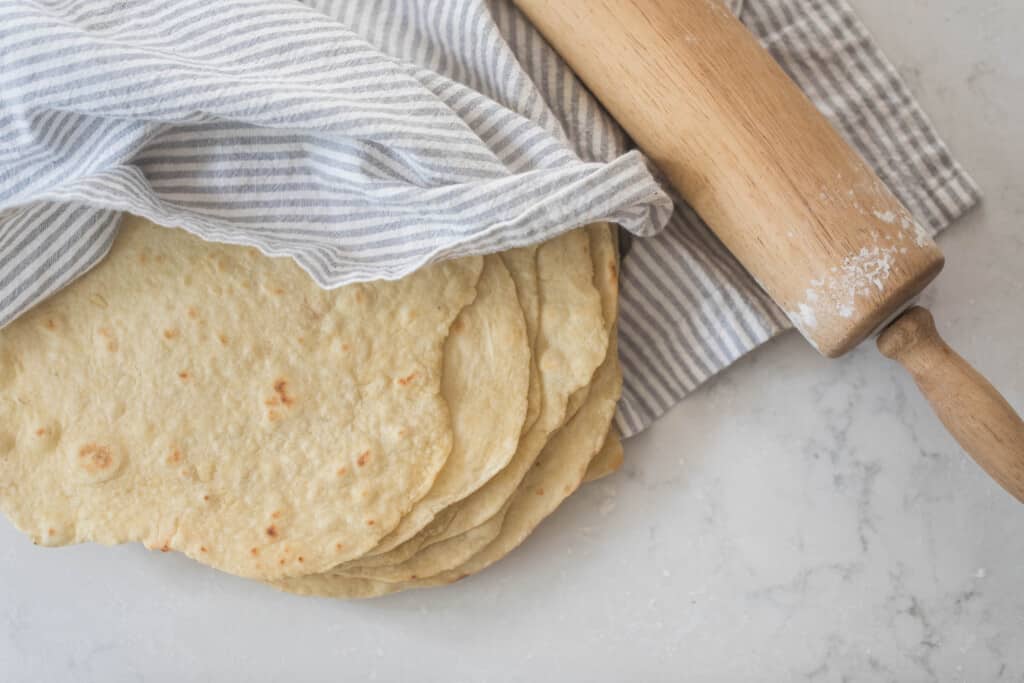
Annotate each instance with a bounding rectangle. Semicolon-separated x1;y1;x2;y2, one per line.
0;0;978;435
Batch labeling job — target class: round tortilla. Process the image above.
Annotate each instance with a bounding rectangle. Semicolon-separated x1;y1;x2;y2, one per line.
333;228;607;572
284;224;620;591
406;226;610;544
271;333;622;598
352;255;530;555
0;215;481;580
341;244;544;568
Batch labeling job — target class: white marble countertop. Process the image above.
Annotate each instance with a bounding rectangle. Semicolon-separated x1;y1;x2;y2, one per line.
1;1;1021;681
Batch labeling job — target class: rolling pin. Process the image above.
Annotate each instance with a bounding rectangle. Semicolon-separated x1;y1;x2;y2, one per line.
512;0;1024;500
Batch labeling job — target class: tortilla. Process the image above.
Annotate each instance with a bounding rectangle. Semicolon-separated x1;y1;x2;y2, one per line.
272;334;622;598
352;501;512;584
334;228;607;572
301;224;620;588
0;215;482;580
406;223;619;556
583;426;624;483
350;255;530;556
412;226;611;543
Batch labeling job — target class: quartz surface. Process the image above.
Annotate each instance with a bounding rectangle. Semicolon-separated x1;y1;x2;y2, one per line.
1;1;1021;681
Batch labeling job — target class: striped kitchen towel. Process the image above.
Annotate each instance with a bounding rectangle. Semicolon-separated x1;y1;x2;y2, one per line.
0;0;980;436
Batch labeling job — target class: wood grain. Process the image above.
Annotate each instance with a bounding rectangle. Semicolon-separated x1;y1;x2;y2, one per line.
513;0;945;356
878;308;1024;502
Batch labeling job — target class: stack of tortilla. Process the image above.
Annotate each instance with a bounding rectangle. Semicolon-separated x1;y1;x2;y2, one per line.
0;214;623;598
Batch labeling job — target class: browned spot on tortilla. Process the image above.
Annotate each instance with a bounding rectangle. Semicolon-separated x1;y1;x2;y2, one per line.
336;466;347;477
279;559;286;565
264;396;280;407
297;556;304;563
202;495;210;502
356;451;370;467
271;510;281;519
396;372;417;386
138;251;148;264
200;546;207;553
160;543;170;553
217;333;229;345
96;328;118;351
163;328;179;340
273;287;284;295
410;574;417;579
265;525;278;538
335;542;344;550
297;336;305;344
366;520;375;526
47;528;55;536
273;379;294;406
187;307;198;319
34;428;47;437
535;487;544;496
340;343;351;352
450;318;465;334
608;260;618;284
178;371;190;381
77;444;114;474
166;449;182;465
354;289;365;303
250;547;260;557
267;410;280;422
563;484;572;493
44;318;57;330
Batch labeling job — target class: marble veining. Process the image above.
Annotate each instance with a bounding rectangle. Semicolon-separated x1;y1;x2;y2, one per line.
0;0;1021;681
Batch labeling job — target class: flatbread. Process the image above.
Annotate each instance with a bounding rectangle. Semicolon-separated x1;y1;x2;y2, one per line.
582;223;623;485
353;501;511;584
0;215;482;580
272;334;622;598
335;228;607;572
350;255;529;556
558;222;619;427
499;246;544;437
583;426;624;483
350;246;542;565
414;227;611;543
299;224;620;588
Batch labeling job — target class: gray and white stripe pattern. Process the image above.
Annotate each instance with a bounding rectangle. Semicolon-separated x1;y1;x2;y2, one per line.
0;0;673;325
0;0;979;437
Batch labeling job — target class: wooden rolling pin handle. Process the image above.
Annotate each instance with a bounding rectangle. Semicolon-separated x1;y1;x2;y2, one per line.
877;307;1024;502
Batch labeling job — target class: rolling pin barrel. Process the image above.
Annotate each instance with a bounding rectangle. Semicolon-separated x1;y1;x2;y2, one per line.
514;0;1024;500
513;0;943;357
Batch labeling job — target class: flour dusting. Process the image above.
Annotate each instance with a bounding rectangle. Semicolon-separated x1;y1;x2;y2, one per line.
873;209;897;224
873;207;931;247
787;245;899;331
787;302;818;330
902;214;932;247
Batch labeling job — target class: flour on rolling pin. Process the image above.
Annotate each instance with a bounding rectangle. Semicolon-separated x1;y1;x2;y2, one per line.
782;172;939;351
